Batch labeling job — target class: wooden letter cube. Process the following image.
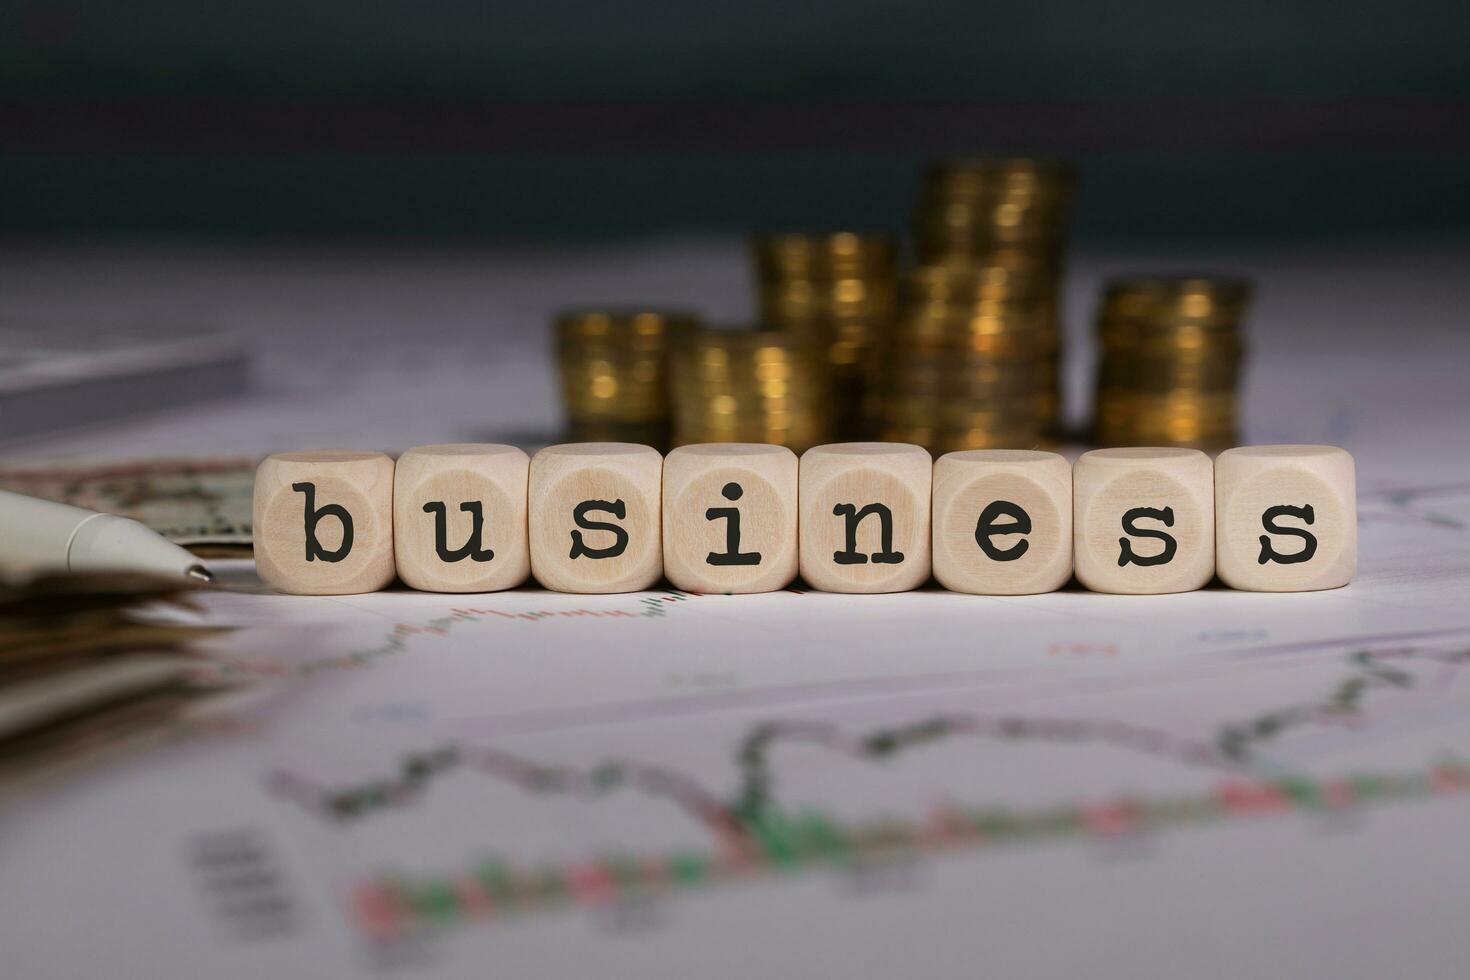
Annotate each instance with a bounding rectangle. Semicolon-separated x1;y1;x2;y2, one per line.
662;443;798;594
798;442;931;593
1074;448;1214;594
253;451;396;595
932;450;1072;595
1214;444;1356;591
528;443;663;593
393;443;530;593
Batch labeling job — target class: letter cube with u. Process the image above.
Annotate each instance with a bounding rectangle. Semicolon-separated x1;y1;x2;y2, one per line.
1214;445;1355;591
253;451;396;595
528;443;663;593
1073;448;1214;594
799;442;932;593
393;444;530;593
662;443;798;594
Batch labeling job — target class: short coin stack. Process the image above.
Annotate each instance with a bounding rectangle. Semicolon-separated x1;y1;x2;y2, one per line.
554;310;697;450
874;263;1051;453
912;157;1076;434
1093;276;1251;449
669;328;833;452
751;232;897;439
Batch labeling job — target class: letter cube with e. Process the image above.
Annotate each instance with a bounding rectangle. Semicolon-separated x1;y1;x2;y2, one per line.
393;444;530;593
1215;445;1356;591
799;442;932;593
253;451;396;595
932;450;1072;595
1074;448;1214;594
662;443;798;594
528;443;663;593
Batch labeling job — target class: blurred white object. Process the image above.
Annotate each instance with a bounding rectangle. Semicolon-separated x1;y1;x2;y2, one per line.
0;320;249;442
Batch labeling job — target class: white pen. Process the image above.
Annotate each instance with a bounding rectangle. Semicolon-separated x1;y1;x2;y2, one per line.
0;487;212;583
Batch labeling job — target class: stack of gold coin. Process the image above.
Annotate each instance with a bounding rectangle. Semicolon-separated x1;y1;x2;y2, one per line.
751;232;897;439
670;328;833;451
1093;276;1251;448
554;309;697;449
874;263;1051;452
912;158;1076;434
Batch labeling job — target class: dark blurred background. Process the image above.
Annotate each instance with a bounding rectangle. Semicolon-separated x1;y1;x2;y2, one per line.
3;0;1468;242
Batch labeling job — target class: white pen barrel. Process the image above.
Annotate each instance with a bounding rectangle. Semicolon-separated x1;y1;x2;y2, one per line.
0;488;98;576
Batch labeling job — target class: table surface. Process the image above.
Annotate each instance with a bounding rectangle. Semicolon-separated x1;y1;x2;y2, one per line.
2;238;1469;980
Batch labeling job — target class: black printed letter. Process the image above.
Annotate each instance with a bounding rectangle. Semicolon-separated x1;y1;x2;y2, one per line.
569;499;629;560
706;482;761;566
421;501;495;563
975;500;1031;562
1257;504;1317;565
1118;506;1177;567
832;503;904;565
293;481;353;563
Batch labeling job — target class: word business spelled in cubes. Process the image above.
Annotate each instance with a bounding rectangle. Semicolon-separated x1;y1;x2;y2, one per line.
252;442;1357;598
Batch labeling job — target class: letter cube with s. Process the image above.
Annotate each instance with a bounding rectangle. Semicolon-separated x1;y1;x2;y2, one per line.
528;443;663;593
1214;445;1355;591
1073;448;1214;594
662;443;798;594
799;442;932;593
253;451;396;595
932;450;1072;595
393;444;530;593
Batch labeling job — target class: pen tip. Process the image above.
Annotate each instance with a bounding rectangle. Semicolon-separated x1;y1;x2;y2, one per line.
187;565;214;585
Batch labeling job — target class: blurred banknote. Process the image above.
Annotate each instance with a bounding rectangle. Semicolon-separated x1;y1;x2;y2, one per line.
0;458;256;554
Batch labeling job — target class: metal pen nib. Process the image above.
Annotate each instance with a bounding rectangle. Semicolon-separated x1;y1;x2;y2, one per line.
187;564;214;584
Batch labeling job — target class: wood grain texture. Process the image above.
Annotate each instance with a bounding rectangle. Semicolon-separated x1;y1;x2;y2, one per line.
1073;447;1214;594
798;442;932;593
528;442;663;593
1214;444;1356;592
252;450;396;595
393;443;530;593
932;449;1072;595
662;443;798;594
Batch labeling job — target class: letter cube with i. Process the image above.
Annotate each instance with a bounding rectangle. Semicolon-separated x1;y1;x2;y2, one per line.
393;444;530;593
932;450;1073;595
528;443;663;593
253;451;396;595
1214;445;1356;591
798;442;932;593
662;443;798;594
1073;448;1214;594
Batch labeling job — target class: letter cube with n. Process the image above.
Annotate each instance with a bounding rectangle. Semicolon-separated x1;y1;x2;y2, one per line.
932;450;1072;595
1073;448;1214;594
528;443;663;593
393;444;530;592
1215;445;1355;591
799;442;932;593
662;443;798;593
253;451;396;595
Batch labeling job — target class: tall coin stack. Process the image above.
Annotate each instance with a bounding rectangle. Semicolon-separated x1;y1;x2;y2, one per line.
751;232;897;439
670;328;833;452
1093;276;1251;449
554;310;696;449
875;264;1051;452
913;158;1076;434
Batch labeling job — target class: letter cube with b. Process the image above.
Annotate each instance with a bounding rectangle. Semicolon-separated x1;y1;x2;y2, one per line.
799;442;932;593
662;443;798;594
528;443;663;593
932;450;1072;595
253;450;396;595
1215;445;1356;591
393;444;530;593
1073;448;1214;594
